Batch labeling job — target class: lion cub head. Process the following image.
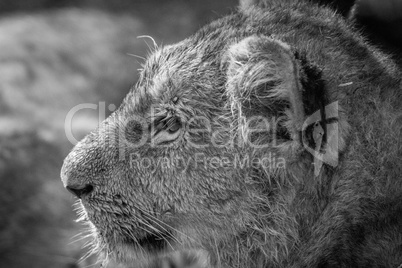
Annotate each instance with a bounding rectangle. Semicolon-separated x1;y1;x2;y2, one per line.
61;14;348;267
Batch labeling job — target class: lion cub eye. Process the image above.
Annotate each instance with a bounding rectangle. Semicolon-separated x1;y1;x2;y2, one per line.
152;115;182;144
166;117;181;133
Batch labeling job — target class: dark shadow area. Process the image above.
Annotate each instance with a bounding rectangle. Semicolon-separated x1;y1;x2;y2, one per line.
354;0;402;66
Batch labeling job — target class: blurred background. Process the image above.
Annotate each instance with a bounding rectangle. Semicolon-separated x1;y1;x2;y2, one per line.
0;0;400;267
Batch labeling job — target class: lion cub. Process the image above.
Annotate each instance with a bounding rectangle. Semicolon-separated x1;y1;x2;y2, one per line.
61;0;402;267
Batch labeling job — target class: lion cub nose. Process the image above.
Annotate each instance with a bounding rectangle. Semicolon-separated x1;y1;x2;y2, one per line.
61;163;94;198
66;184;94;199
60;146;95;199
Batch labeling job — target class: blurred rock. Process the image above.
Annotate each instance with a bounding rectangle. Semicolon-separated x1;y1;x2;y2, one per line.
0;9;149;146
0;132;94;268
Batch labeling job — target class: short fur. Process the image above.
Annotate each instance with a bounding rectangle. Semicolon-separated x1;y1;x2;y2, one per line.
61;0;402;267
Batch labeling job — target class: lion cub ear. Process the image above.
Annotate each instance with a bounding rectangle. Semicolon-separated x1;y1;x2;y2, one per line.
224;35;349;175
224;35;305;143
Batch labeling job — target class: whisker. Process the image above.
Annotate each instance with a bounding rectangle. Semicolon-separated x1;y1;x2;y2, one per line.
124;225;147;256
127;53;146;61
135;209;183;246
68;232;93;245
139;208;199;246
137;35;159;51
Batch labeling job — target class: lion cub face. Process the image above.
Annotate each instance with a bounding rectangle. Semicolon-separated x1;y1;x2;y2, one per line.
61;14;328;266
